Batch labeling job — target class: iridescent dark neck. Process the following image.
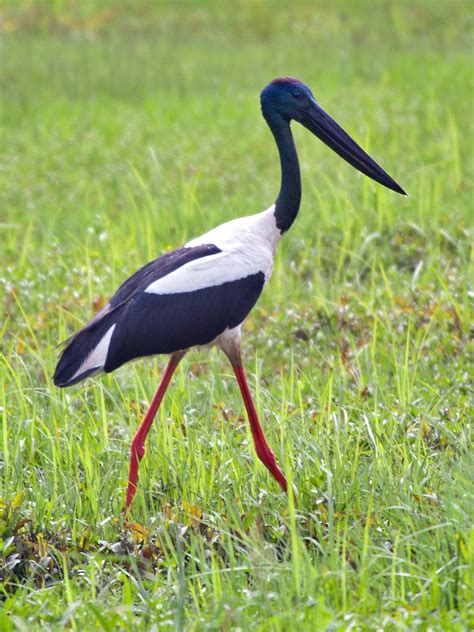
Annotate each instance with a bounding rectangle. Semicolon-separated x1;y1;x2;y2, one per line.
264;112;301;234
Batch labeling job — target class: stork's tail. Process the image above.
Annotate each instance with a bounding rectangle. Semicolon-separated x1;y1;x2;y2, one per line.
53;312;117;388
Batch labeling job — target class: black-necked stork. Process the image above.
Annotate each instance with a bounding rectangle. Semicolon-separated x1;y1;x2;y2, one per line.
54;77;405;510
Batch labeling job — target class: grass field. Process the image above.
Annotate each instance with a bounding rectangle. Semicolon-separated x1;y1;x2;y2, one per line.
1;1;472;629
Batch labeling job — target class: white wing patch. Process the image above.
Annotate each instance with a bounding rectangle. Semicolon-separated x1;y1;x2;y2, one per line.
144;251;255;294
145;206;281;296
70;324;116;381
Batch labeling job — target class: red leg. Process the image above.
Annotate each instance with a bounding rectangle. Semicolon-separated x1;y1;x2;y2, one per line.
123;352;184;512
232;364;288;492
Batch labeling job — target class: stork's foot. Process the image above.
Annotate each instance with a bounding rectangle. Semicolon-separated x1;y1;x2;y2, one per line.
255;444;288;492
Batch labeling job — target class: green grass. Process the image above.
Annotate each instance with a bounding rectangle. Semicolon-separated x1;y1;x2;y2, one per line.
0;1;472;629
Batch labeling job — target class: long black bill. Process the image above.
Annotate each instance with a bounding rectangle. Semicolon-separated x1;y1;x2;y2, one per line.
301;100;406;195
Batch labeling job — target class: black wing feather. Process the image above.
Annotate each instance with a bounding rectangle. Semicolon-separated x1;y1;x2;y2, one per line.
54;243;266;387
56;244;221;350
104;272;265;372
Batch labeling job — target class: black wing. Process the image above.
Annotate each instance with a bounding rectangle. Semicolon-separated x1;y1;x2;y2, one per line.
54;243;265;386
54;244;221;385
104;271;265;372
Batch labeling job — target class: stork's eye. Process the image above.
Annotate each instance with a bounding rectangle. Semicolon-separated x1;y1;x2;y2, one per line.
292;91;304;99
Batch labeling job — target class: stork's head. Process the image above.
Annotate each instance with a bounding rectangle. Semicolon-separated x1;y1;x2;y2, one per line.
260;77;406;195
